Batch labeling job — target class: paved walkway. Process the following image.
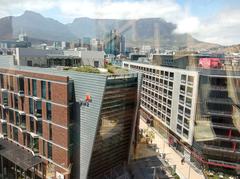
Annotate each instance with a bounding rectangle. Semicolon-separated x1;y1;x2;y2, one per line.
139;119;205;179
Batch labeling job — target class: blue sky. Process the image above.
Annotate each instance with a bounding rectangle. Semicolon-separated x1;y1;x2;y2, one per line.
0;0;240;45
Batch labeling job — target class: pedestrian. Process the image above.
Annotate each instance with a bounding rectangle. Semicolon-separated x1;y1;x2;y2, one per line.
181;157;185;165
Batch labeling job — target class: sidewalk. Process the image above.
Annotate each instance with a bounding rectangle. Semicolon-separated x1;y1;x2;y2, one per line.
139;119;205;179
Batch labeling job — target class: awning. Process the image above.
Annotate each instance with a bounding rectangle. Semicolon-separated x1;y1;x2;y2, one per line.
0;139;43;171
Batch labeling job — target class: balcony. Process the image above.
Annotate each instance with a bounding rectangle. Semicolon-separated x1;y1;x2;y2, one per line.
206;110;232;117
216;135;240;142
211;122;235;129
207;98;233;105
203;144;240;154
210;85;228;91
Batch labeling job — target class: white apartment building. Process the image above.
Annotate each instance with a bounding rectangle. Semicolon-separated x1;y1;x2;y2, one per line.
123;61;199;145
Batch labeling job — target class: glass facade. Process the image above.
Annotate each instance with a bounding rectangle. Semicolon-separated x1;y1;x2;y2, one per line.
194;75;240;169
88;76;138;178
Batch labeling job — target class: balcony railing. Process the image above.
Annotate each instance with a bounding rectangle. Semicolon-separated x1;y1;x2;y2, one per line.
207;98;233;104
216;135;240;142
210;85;228;91
211;122;235;129
203;144;240;154
186;66;240;76
206;110;232;117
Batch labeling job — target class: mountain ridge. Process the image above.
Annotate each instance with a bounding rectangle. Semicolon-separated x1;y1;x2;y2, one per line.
0;10;220;49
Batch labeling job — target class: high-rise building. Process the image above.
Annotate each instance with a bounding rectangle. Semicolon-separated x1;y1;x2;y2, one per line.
0;59;140;178
104;30;125;56
82;37;91;50
123;59;240;174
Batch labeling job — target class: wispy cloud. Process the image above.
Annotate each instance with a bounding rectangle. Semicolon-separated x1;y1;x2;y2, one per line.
0;0;239;45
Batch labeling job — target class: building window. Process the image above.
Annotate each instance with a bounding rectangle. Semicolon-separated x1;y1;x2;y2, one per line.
185;108;191;117
27;61;32;66
41;81;46;99
187;87;193;96
43;140;46;156
181;75;186;83
20;114;26;129
180;85;185;94
177;124;182;134
188;76;194;84
15;111;20;126
28;79;31;95
32;79;37;97
0;74;4;88
14;94;18;109
2;91;8;106
35;100;42;117
36;121;42;136
186;98;192;107
2;123;7;135
183;129;189;138
166;117;170;125
9;76;14;91
48;143;52;160
30;117;34;133
49;123;52;140
68;82;74;103
178;105;184;114
94;61;99;67
46;103;52;121
33;138;39;153
184;118;189;129
18;76;24;94
9;110;14;124
13;127;18;142
178;115;183;124
48;82;51;100
2;109;6;120
29;98;34;114
0;107;2;119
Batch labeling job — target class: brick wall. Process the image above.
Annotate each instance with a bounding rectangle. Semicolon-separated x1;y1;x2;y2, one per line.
0;68;71;177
